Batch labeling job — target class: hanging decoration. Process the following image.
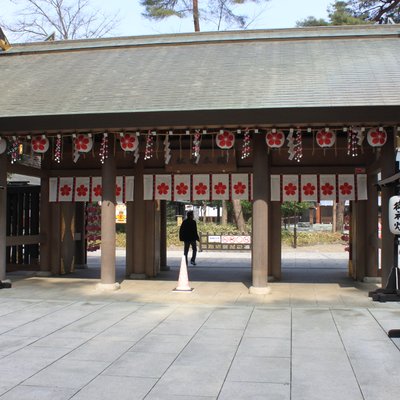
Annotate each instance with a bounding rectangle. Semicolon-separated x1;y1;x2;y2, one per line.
8;136;20;164
134;133;140;164
192;130;201;164
119;132;138;152
99;133;109;164
347;128;359;157
164;134;171;165
241;129;251;159
31;135;49;154
216;130;235;150
367;127;387;148
316;128;336;148
287;129;295;160
144;131;154;160
266;129;285;149
86;203;101;252
74;133;93;153
54;134;62;163
294;129;303;162
0;137;6;155
73;133;93;163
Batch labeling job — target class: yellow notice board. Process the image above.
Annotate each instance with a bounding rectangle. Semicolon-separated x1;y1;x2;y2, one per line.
116;204;126;224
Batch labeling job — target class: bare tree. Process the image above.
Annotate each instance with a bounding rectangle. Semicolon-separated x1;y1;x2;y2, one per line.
1;0;119;42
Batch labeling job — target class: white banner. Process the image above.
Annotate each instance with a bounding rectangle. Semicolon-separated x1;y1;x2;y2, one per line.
356;174;368;201
338;174;355;201
231;174;250;200
319;175;336;201
270;175;281;202
143;175;154;201
193;174;210;200
75;177;90;202
155;174;172;201
91;177;102;202
300;175;318;202
174;175;191;201
125;176;134;202
211;174;230;200
116;176;124;204
282;175;299;202
49;177;58;202
58;177;74;202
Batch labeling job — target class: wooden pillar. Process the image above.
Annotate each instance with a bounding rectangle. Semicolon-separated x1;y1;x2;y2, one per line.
269;201;282;280
99;147;119;290
130;161;146;279
0;153;7;281
380;130;396;286
352;200;367;281
160;200;169;271
125;200;134;277
365;172;379;279
50;203;61;274
74;203;87;268
144;200;160;277
61;203;75;274
250;134;271;294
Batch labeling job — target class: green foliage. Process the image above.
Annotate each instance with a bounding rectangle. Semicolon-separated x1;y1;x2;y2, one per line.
281;202;312;218
349;0;400;23
281;230;342;247
140;0;270;31
297;0;372;26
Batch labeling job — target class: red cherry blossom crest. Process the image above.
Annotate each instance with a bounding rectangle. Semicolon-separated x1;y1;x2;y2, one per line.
216;131;235;149
214;182;227;195
176;182;188;195
234;182;246;195
303;183;315;196
195;182;208;195
284;183;297;196
157;182;169;195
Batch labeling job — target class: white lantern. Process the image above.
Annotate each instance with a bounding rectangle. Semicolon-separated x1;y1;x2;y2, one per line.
31;135;50;154
216;131;235;149
367;128;387;147
0;137;6;154
120;133;139;152
316;129;336;148
74;134;93;153
265;130;285;148
389;195;400;235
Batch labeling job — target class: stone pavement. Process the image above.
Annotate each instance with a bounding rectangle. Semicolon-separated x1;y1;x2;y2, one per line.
0;247;399;400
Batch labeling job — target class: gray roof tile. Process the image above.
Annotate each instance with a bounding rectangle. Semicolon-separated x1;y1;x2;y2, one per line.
0;25;399;119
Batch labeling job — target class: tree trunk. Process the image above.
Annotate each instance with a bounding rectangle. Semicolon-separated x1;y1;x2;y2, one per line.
232;199;246;232
192;0;200;32
336;201;345;232
222;200;227;225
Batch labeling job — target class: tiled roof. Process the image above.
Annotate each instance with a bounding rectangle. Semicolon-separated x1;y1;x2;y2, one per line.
0;25;399;119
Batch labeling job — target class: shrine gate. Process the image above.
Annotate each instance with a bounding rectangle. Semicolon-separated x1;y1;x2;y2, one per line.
1;24;399;293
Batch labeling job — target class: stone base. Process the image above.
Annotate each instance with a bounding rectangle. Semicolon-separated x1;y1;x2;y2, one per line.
249;285;271;295
363;276;382;284
160;265;171;271
129;273;147;280
36;271;52;277
96;282;120;291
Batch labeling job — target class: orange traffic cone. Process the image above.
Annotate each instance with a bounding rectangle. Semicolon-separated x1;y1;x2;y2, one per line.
173;255;193;292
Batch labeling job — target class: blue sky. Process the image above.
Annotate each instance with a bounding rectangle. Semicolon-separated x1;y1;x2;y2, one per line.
2;0;332;38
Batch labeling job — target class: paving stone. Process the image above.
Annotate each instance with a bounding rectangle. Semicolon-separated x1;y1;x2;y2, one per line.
218;381;290;400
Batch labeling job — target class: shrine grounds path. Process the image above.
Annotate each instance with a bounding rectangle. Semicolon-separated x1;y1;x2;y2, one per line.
0;246;399;399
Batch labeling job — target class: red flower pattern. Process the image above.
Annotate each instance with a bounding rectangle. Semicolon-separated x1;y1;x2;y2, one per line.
340;182;353;195
76;184;88;197
316;131;335;147
120;134;137;151
93;185;102;197
74;135;91;152
116;185;122;197
234;182;246;195
370;131;386;145
176;182;188;195
157;182;169;195
214;182;227;195
321;182;334;196
216;131;234;149
266;132;284;147
32;137;48;152
303;183;315;196
195;182;208;195
284;183;297;196
60;185;71;197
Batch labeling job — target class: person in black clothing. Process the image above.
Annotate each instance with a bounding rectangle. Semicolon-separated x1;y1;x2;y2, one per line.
179;210;200;266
